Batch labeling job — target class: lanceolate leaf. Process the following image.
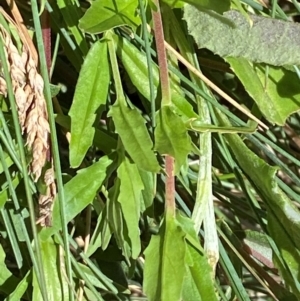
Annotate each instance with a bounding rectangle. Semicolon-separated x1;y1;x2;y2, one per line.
182;245;218;301
56;114;117;154
114;35;197;119
144;213;186;301
0;176;20;209
79;0;141;34
40;156;112;240
155;106;191;173
184;6;300;66
226;57;300;125
107;183;132;261
223;126;300;250
144;235;161;301
176;213;218;300
139;169;155;211
108;102;160;172
0;245;18;295
268;215;300;298
69;40;110;167
215;110;300;296
32;239;69;301
117;157;143;259
144;212;215;301
6;271;31;301
77;263;114;290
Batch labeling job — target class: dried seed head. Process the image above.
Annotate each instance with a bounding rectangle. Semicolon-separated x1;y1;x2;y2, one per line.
10;64;25;83
34;73;44;95
44;168;54;186
0;77;7;96
0;24;56;227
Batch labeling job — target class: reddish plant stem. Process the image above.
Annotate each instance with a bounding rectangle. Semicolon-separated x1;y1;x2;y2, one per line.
151;2;171;105
41;9;51;75
40;8;52;165
151;1;175;216
165;156;175;215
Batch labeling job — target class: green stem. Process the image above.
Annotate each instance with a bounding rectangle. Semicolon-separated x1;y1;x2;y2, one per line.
138;0;156;128
107;31;126;105
0;143;44;299
30;1;73;300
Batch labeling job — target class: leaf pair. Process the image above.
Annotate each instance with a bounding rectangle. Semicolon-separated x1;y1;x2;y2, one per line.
70;35;192;173
144;212;217;301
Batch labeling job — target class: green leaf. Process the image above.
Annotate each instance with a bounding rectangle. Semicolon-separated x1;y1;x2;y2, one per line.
162;0;230;13
32;238;69;301
227;57;300;125
215;110;300;296
176;212;203;253
182;245;218;301
107;183;132;261
77;263;112;290
144;213;186;301
40;156;112;240
57;0;89;55
217;110;300;248
268;215;300;298
154;106;191;173
184;6;300;66
171;91;197;121
50;84;61;98
69;40;110;167
243;230;273;268
8;206;29;242
176;213;217;300
139;169;155;211
230;0;253;24
0;245;18;295
227;134;300;250
117;157;143;259
79;0;141;34
83;287;106;301
46;1;84;70
4;271;31;301
113;35;197;119
182;266;202;301
114;34;159;100
56;114;117;154
86;208;112;257
108;102;160;172
0;150;14;175
0;175;20;209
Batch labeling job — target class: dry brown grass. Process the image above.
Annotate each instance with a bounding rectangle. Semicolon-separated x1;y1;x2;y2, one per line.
0;24;56;227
